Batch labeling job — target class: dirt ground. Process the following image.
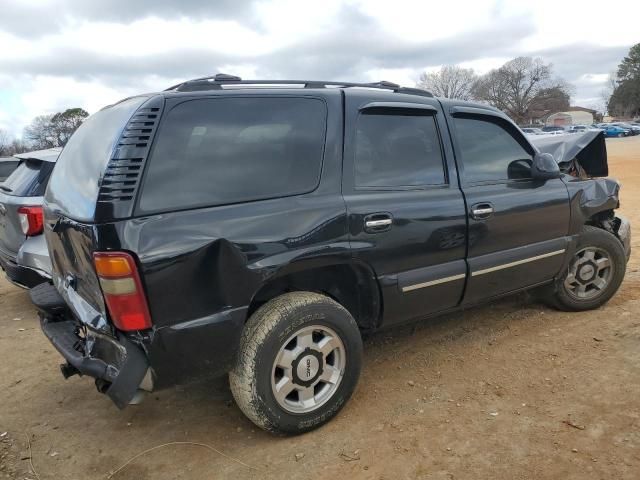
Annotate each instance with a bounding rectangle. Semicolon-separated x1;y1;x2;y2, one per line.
1;137;639;480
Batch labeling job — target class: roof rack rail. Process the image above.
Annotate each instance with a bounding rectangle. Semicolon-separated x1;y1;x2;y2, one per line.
165;73;433;97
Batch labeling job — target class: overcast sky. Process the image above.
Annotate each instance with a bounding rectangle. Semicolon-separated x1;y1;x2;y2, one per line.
0;0;637;137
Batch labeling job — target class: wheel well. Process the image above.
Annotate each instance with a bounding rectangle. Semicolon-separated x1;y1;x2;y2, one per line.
247;264;381;331
586;209;617;235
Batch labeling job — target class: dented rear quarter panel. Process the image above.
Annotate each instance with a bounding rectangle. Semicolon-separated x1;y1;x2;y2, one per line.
85;90;349;385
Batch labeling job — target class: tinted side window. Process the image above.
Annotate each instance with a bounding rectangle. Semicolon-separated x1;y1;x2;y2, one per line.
355;112;445;188
138;97;326;213
454;117;533;182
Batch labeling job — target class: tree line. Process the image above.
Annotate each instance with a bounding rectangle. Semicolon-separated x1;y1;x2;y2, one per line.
416;56;572;125
0;108;88;156
419;45;640;122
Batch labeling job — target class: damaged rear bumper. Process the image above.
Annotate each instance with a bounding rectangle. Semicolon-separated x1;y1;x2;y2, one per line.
31;283;150;409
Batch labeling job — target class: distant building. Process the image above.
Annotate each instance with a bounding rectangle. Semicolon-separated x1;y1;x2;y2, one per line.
545;107;599;126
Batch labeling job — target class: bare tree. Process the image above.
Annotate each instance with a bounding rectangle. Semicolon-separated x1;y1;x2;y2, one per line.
472;57;571;124
23;108;89;149
599;73;617;116
9;138;29;155
0;129;11;156
24;114;56;149
416;65;478;100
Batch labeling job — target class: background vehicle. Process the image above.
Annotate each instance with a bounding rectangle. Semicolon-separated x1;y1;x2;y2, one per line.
541;126;567;133
610;122;640;135
0;148;60;287
602;125;630;137
32;76;630;434
0;157;20;182
567;125;598;133
521;127;544;135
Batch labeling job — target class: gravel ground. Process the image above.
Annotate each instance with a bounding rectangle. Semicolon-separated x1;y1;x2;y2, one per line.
1;136;639;480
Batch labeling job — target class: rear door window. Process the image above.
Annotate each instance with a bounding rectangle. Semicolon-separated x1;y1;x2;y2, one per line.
137;97;327;213
0;160;54;196
354;112;446;188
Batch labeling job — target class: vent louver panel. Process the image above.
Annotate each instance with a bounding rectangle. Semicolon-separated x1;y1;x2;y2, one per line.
96;97;164;219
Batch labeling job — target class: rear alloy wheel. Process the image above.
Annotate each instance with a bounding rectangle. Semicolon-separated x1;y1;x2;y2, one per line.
618;133;624;138
230;292;362;434
551;226;626;311
271;325;346;414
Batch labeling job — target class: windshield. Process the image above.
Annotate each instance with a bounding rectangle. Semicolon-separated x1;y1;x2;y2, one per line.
0;159;54;196
45;96;148;221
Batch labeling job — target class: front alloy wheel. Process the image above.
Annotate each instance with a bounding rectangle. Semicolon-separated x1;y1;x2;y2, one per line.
563;247;613;300
551;226;626;311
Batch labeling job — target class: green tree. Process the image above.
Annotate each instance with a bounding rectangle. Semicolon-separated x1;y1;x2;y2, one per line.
608;43;640;118
50;108;89;146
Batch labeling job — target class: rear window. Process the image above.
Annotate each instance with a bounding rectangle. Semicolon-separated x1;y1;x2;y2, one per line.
45;96;148;221
0;160;19;179
0;160;54;197
137;97;327;214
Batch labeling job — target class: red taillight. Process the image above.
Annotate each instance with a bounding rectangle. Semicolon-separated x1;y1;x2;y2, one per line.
17;206;44;236
93;252;152;331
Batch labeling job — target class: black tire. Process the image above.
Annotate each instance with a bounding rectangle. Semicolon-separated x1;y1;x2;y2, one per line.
551;226;626;311
229;292;363;434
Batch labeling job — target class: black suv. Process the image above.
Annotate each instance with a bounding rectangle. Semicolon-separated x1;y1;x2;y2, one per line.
32;76;631;434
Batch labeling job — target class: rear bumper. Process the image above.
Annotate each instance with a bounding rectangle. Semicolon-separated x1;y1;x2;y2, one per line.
31;283;150;409
17;234;52;277
0;250;49;288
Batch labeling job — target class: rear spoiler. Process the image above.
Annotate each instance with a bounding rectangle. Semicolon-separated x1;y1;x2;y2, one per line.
13;147;62;163
529;131;607;177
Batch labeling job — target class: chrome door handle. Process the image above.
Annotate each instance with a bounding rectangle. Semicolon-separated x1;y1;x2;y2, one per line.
365;219;392;228
471;203;494;220
363;213;393;233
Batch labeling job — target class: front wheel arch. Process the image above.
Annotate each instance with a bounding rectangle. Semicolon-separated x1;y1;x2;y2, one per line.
548;226;626;311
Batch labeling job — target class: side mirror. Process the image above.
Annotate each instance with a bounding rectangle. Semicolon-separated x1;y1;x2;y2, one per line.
531;152;561;180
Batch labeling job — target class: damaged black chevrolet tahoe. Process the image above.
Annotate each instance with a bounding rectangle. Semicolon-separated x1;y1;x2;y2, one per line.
32;75;631;434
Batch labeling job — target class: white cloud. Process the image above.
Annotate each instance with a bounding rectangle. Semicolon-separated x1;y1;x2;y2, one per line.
0;0;638;137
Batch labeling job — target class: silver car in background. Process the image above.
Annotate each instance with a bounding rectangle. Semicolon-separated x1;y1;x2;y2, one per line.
0;148;61;288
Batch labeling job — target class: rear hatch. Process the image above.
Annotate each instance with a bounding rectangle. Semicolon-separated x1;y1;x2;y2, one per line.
0;157;55;259
43;96;151;331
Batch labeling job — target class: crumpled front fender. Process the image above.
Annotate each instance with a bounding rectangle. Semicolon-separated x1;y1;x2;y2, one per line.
565;176;621;235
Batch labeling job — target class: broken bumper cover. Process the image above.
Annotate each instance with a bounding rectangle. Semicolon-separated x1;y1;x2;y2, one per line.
32;283;149;409
617;215;631;261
